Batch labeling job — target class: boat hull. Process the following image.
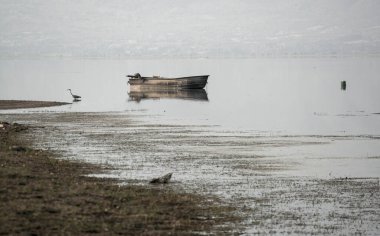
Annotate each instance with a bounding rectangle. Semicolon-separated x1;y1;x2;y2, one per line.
128;75;208;91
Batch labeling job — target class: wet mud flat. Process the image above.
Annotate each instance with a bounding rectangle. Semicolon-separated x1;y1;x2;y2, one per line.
0;122;240;235
0;100;69;110
2;112;380;235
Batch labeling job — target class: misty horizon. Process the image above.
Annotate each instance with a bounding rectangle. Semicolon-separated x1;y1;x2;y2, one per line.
1;0;380;58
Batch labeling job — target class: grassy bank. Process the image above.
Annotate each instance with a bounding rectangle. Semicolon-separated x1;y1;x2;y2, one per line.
0;122;240;235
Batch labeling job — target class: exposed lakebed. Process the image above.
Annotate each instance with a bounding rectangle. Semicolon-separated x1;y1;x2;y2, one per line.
1;111;379;235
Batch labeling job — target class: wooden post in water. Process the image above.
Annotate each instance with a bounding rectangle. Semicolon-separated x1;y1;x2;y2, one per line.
341;80;347;91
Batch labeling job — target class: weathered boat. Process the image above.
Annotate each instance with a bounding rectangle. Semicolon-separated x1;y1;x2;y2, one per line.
127;73;209;91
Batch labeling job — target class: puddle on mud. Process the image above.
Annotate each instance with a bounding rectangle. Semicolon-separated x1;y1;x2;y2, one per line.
2;111;379;235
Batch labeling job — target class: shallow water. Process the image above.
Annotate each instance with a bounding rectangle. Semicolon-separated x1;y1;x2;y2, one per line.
1;57;380;134
2;57;380;178
1;58;380;234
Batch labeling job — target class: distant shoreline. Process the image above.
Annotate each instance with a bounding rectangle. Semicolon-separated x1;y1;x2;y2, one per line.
0;100;70;110
1;54;380;60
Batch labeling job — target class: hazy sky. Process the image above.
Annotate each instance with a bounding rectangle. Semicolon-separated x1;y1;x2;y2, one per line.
1;0;379;58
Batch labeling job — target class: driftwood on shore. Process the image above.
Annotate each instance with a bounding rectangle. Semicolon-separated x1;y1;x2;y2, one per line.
0;122;10;130
150;173;173;184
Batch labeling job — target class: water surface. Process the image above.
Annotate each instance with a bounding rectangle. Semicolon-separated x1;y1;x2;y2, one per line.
1;57;380;234
1;57;380;135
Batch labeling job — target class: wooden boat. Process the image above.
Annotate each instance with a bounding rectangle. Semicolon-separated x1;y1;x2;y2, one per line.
128;88;208;102
127;73;209;91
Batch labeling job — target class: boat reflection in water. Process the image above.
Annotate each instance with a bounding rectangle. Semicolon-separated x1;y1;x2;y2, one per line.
128;88;208;102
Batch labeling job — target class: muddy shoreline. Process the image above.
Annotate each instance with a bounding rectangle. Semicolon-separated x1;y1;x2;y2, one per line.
0;122;240;235
0;100;69;110
1;109;379;234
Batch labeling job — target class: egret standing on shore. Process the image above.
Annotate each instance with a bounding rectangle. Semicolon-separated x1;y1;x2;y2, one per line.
67;89;81;101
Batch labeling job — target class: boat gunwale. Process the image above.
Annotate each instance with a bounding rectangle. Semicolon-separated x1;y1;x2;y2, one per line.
135;75;209;81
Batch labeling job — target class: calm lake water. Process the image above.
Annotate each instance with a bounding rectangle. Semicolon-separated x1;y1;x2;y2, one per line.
1;57;380;179
1;57;380;135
